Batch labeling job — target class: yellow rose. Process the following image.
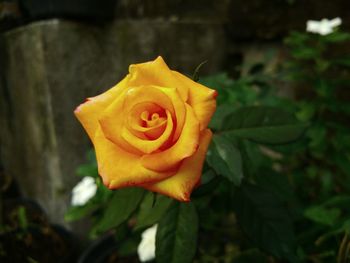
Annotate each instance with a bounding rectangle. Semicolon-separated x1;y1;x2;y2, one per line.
74;56;217;201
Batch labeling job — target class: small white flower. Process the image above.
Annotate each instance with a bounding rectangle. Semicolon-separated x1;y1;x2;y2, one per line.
138;224;158;262
306;17;342;35
71;177;97;206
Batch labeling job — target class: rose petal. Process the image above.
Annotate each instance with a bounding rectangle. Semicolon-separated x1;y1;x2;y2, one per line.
74;76;130;142
128;56;189;101
127;102;167;139
94;127;175;189
98;88;143;155
172;71;217;130
125;85;186;142
122;110;173;154
143;129;212;202
99;85;185;155
155;86;186;142
141;104;200;172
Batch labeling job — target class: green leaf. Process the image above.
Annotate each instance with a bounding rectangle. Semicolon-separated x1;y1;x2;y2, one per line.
322;195;350;208
76;164;98;178
323;32;350;43
207;135;243;186
117;236;141;257
156;202;198;263
199;73;234;105
284;32;310;46
291;47;320;60
64;203;99;222
86;149;97;163
233;183;297;261
222;106;308;144
92;188;144;235
316;219;350;246
239;140;267;177
209;104;236;130
232;249;269;263
18;206;28;230
192;169;221;197
256;172;294;202
307;125;326;149
135;193;173;231
200;168;216;184
304;206;341;226
333;58;350;67
296;102;315;122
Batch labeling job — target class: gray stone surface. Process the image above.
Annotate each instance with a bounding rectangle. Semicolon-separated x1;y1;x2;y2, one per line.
0;19;226;226
115;0;231;22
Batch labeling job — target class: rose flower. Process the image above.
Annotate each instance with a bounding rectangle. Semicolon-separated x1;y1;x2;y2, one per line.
74;56;217;201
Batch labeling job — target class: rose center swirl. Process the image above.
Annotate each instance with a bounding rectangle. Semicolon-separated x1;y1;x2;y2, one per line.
141;111;167;128
126;102;172;143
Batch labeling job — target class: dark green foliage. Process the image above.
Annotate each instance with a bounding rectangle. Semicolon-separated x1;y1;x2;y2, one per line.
207;135;243;186
280;28;350;262
231;249;269;263
135;192;173;231
221;106;308;144
65;203;100;222
156;202;198;263
233;183;297;261
65;28;350;263
91;188;144;235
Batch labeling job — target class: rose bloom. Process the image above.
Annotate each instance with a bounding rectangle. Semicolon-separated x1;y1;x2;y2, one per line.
74;56;217;201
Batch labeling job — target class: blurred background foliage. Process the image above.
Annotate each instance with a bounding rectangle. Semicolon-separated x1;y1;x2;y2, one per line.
65;29;350;262
1;0;350;263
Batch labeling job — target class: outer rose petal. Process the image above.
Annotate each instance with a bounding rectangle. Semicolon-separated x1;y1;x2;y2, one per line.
143;129;212;202
74;76;130;142
141;104;200;172
172;71;217;130
94;127;175;189
128;56;189;101
98;88;143;155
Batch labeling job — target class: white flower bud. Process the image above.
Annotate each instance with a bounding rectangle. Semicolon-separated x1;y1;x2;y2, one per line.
306;17;342;36
71;177;97;206
137;224;158;262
